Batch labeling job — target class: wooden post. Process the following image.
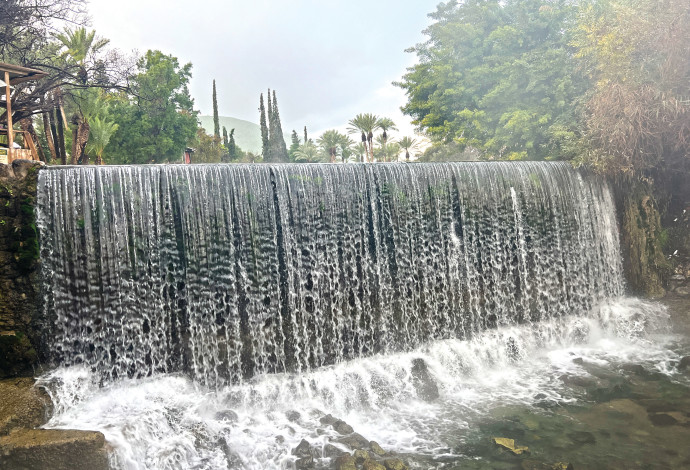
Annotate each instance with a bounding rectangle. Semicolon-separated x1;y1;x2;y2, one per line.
4;71;13;163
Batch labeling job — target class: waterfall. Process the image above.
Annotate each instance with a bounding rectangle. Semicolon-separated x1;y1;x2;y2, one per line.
36;162;624;386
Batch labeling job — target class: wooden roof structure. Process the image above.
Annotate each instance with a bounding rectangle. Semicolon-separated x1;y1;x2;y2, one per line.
1;62;47;163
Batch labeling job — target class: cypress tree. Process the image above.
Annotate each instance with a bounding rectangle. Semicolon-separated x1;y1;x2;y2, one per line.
270;90;289;162
259;93;269;159
212;80;220;140
304;126;308;144
222;126;228;148
228;128;237;161
288;129;300;162
266;89;276;161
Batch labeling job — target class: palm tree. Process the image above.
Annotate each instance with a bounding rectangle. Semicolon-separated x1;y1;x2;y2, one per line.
399;136;418;162
317;129;346;163
86;116;119;165
347;113;379;163
293;141;324;163
55;27;109;164
374;135;400;162
338;135;355;163
353;143;367;163
376;117;397;150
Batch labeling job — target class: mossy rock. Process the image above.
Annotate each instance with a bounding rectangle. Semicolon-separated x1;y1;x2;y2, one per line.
0;332;37;378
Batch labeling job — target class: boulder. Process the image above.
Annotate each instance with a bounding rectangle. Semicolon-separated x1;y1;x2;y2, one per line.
295;455;315;470
0;378;51;436
286;410;301;422
214;410;238;422
293;439;315;459
492;437;530;455
383;458;409;470
353;449;370;463
0;429;109;470
0;164;14;179
335;432;370;450
333;420;354;435
362;459;386;470
334;454;357;470
323;443;346;458
10;159;43;179
370;440;386;456
411;358;439;401
320;414;338;426
678;356;690;371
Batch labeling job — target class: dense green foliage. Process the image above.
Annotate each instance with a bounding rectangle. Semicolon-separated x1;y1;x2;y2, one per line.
106;51;198;164
398;0;587;161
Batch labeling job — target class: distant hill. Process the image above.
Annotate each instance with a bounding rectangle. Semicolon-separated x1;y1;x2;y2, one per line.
199;115;262;153
199;115;291;154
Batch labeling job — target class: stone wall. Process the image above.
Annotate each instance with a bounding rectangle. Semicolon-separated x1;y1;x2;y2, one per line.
0;160;44;378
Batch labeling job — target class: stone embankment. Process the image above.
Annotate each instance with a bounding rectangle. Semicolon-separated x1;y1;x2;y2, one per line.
0;160;44;379
0;377;110;470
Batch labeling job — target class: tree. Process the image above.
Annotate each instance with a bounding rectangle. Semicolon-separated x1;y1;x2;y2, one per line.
288;129;300;162
293;141;324;163
212;79;220;140
347;113;380;162
317;129;345;163
374;135;400;162
376;117;397;148
267;89;289;162
193;127;222;163
106;50;198;164
85;115;118;165
227;128;238;161
398;136;418;162
353;142;367;163
397;0;587;160
259;93;269;159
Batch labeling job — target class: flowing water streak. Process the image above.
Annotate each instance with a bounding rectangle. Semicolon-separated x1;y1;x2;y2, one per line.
37;162;624;385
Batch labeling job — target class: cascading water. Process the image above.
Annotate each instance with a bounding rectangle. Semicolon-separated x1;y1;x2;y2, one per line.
37;162;623;385
35;162;686;470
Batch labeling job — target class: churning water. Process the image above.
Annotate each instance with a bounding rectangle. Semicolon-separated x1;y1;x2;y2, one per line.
34;162;685;469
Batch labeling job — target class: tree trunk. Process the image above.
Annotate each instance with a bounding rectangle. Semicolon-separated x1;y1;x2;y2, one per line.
72;118;90;165
20;118;46;163
55;106;67;165
42;111;57;162
367;132;374;162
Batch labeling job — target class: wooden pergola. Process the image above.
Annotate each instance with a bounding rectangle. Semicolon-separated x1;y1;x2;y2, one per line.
1;62;47;164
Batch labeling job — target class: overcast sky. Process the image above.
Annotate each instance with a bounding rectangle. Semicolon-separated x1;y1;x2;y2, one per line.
88;0;439;139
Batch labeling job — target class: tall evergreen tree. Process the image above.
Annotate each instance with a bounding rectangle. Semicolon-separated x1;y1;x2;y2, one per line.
288;129;300;162
212;79;220;140
228;128;237;161
222;126;228;147
304;126;308;144
259;93;269;159
266;89;276;161
269;90;289;162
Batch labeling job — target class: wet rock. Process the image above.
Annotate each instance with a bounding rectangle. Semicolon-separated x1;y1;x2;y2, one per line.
323;443;346;458
334;454;357;470
335;432;370;450
275;435;285;444
587;384;631;403
567;431;596;446
293;439;315;458
333;419;354;435
572;357;584;365
534;393;548;400
362;459;386;470
296;455;315;470
383;458;409;470
214;410;238;422
370;440;386;455
10;159;43;179
620;363;647;376
0;429;109;470
678;356;690;371
320;414;338;426
0;164;14;179
353;449;370;463
676;286;690;296
286;410;301;422
492;437;530;455
0;378;51;436
411;358;439;401
522;461;574;470
648;412;689;426
559;374;596;388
